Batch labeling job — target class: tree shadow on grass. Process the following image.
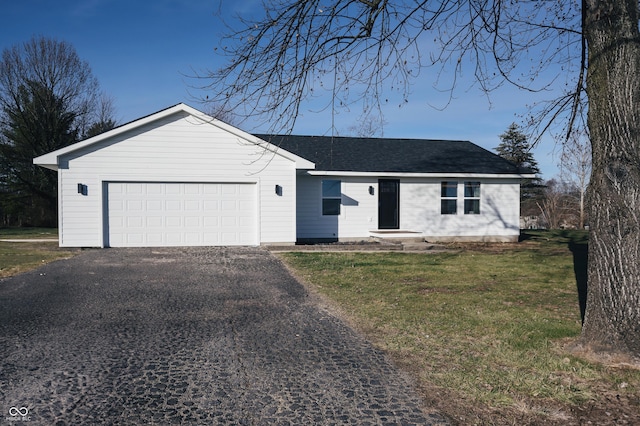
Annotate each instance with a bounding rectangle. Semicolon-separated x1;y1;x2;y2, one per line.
569;239;588;324
520;230;588;324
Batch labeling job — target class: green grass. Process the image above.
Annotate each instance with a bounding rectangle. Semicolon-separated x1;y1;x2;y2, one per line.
0;227;74;278
0;227;58;239
280;230;640;421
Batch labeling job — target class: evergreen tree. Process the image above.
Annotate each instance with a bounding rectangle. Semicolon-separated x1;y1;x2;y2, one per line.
84;119;117;139
0;82;77;226
495;123;541;174
495;123;543;215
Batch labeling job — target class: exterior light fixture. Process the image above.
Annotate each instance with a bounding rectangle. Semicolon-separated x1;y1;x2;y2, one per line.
275;184;283;196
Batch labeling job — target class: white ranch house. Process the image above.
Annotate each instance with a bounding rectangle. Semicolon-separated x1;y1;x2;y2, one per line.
34;103;533;247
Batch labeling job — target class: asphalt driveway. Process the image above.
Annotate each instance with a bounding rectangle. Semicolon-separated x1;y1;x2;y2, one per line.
0;247;446;425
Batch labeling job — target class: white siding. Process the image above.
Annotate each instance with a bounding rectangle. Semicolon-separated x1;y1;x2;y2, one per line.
57;111;296;247
296;175;378;239
401;178;521;240
296;175;521;241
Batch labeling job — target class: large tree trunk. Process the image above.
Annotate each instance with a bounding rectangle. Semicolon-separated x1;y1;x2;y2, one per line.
581;0;640;359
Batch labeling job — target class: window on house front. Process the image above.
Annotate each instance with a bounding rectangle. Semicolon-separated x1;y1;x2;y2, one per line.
441;181;457;215
322;179;341;215
464;181;481;214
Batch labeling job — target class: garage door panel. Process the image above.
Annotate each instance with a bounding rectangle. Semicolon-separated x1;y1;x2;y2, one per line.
203;217;219;227
221;216;237;227
165;185;181;195
166;216;182;227
221;232;238;244
185;233;200;244
106;182;256;247
110;200;124;211
166;233;182;244
203;185;219;195
239;200;253;210
127;233;144;244
127;200;144;210
127;217;144;227
203;201;219;211
239;216;253;226
126;183;144;194
184;216;200;227
147;200;162;210
221;200;237;211
146;233;163;244
146;185;162;195
185;200;200;211
222;185;237;195
184;185;200;195
166;200;181;210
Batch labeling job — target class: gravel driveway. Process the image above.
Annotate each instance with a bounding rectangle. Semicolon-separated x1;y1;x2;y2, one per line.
0;247;446;425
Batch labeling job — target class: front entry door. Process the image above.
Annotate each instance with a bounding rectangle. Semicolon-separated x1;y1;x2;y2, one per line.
378;179;400;229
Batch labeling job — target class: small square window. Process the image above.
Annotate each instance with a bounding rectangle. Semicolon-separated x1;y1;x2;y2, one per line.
441;181;457;198
464;182;480;198
441;199;457;215
323;198;341;215
464;199;480;214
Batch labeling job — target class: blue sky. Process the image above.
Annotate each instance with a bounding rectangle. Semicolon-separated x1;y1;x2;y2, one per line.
2;0;563;177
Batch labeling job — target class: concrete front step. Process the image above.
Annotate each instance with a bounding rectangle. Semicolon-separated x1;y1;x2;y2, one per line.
369;230;425;244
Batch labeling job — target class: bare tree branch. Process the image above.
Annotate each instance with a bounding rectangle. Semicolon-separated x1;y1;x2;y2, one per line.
197;1;583;135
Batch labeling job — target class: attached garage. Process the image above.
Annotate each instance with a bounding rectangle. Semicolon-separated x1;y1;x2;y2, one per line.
33;104;313;248
105;182;257;247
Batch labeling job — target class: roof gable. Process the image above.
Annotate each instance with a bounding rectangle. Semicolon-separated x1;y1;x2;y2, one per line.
33;104;313;170
256;135;525;175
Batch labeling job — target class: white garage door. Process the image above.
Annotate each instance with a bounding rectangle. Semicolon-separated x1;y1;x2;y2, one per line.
105;182;257;247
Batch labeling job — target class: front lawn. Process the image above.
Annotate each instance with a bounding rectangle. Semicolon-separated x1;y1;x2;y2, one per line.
0;228;75;278
280;230;640;425
0;227;59;240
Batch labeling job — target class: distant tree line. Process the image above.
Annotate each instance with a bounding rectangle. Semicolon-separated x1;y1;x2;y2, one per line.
0;36;116;227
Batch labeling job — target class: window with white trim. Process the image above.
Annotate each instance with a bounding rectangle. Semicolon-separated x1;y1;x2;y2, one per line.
464;181;481;214
322;179;341;215
440;181;457;215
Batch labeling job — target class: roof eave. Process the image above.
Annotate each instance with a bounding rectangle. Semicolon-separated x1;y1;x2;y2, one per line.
31;157;58;171
306;170;535;179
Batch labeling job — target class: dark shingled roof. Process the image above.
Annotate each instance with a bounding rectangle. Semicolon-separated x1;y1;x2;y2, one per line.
255;134;523;174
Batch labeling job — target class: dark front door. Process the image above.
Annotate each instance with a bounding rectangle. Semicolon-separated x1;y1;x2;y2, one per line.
378;179;400;229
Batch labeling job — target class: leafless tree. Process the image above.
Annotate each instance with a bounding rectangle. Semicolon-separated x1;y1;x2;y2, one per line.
537;179;579;229
202;1;640;360
83;93;118;138
0;36;99;131
346;112;387;137
560;129;591;229
204;102;239;126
